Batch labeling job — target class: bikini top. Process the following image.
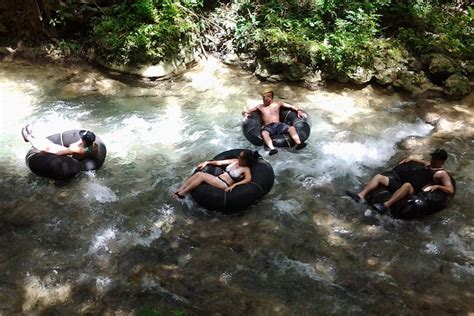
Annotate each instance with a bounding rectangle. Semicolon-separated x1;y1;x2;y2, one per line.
225;162;245;182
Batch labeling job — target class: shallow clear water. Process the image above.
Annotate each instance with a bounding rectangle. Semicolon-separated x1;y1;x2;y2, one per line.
0;58;473;314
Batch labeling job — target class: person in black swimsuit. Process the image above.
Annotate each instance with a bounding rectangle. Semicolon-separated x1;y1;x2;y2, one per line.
346;149;455;213
174;150;259;199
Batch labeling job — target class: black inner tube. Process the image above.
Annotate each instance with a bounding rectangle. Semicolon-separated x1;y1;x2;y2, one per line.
190;149;275;214
25;129;107;180
365;161;456;219
242;109;311;147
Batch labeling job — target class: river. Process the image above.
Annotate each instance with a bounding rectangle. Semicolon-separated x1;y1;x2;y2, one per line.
0;57;473;315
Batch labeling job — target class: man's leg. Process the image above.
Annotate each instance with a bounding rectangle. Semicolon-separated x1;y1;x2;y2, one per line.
359;174;389;199
288;126;306;150
384;183;414;208
346;174;389;203
262;130;277;155
288;126;302;145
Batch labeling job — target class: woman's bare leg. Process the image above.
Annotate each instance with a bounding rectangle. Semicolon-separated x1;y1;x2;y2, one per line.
176;173;201;193
177;173;227;196
26;133;67;154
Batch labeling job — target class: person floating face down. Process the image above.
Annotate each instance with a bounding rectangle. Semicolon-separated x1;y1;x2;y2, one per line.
346;148;455;213
22;125;99;160
174;150;260;199
242;89;308;155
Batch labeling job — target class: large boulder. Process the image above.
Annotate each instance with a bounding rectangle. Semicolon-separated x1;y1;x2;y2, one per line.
348;66;374;84
393;70;441;97
427;54;460;84
94;49;197;79
443;74;471;99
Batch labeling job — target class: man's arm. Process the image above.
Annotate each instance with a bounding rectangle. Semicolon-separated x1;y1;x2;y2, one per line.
242;105;260;117
280;101;307;118
399;157;430;165
423;171;454;194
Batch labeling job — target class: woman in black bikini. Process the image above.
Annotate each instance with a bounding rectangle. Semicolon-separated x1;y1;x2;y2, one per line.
22;125;98;160
175;150;258;199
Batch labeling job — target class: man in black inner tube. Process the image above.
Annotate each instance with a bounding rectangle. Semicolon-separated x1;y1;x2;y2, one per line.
242;89;308;155
346;149;455;213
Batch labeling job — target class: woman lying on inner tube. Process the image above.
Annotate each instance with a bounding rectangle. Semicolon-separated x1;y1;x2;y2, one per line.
174;149;259;199
22;124;98;160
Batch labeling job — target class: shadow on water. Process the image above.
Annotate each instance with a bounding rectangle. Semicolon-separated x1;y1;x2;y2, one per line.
0;57;473;314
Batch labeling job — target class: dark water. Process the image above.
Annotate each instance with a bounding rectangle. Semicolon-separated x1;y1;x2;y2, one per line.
0;58;473;315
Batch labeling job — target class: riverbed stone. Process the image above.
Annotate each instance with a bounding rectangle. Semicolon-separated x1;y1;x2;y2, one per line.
443;74;471;99
302;71;324;90
393;70;440;97
254;60;270;80
95;49;196;79
348;66;374;84
428;54;459;83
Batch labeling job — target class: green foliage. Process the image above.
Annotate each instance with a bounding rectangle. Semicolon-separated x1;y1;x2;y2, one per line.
394;2;473;60
90;0;203;65
136;307;187;316
235;0;472;77
57;39;81;57
236;0;385;74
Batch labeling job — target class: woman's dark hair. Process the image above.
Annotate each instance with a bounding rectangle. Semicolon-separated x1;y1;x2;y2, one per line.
79;130;96;147
240;150;260;166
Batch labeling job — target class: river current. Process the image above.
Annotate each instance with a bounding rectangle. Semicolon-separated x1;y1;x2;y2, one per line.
0;57;473;315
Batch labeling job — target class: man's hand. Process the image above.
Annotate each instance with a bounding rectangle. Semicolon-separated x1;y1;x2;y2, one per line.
296;110;307;118
423;185;438;192
399;158;412;164
242;111;252;118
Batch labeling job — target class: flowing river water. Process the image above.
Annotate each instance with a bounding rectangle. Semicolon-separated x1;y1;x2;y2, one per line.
0;57;473;315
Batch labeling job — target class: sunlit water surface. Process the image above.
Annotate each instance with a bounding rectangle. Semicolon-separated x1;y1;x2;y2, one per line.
0;58;473;314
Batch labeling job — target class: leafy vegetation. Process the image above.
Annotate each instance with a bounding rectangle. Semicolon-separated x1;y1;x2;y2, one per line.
90;0;204;65
234;0;472;77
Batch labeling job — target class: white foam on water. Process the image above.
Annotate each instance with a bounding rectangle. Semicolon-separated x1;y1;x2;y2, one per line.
83;180;118;203
273;198;302;216
95;276;112;295
90;227;117;253
424;242;441;255
89;206;174;255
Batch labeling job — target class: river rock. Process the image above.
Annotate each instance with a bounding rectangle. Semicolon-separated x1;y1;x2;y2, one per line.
442;74;471;99
302;71;324;90
427;54;459;83
393;70;440;97
254;60;270;80
222;53;239;66
373;58;400;85
282;63;308;82
95;49;196;79
348;66;374;84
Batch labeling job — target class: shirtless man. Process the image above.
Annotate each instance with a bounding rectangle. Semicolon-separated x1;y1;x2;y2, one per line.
242;89;308;155
346;149;454;213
